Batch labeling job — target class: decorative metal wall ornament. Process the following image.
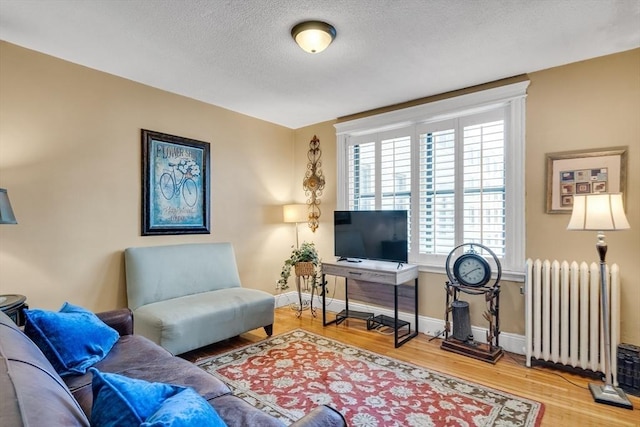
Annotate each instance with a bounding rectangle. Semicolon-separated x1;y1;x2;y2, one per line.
303;135;325;232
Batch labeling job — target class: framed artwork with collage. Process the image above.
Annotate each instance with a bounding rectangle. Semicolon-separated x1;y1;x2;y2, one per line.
545;147;627;214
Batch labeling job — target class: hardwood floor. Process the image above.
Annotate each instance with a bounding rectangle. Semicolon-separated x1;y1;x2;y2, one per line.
180;308;640;426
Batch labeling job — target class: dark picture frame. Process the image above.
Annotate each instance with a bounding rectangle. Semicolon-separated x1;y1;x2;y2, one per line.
141;129;210;235
545;146;627;214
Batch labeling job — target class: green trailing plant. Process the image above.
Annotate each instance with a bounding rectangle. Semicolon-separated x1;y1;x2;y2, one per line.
277;242;324;292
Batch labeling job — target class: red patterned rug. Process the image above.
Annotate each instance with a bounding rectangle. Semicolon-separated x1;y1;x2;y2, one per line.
198;329;544;426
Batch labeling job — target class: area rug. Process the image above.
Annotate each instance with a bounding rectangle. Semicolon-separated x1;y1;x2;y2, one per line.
198;329;544;426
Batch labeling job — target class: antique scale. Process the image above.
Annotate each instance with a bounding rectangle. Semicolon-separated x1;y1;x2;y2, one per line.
442;243;503;363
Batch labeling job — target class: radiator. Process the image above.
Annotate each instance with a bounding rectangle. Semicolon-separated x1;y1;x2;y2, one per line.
525;259;621;385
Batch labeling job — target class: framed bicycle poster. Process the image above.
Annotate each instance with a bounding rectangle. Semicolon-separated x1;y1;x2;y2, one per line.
141;129;210;235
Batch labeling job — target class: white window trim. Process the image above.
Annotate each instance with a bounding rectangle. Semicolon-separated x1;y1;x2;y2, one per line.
335;81;529;282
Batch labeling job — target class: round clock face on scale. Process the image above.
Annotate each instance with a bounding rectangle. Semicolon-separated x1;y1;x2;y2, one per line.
453;253;491;287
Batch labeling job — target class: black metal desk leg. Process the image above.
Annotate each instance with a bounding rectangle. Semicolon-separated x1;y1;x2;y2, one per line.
394;278;419;348
344;278;349;315
322;273;327;325
414;278;419;334
394;285;399;346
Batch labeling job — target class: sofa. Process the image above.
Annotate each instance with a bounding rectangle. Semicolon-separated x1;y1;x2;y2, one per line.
0;308;347;426
125;242;275;355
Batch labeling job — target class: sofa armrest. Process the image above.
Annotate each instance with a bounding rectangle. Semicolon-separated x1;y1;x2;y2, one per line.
289;405;347;427
96;309;133;336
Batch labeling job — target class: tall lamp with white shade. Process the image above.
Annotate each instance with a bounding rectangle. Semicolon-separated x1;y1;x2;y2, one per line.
282;204;313;313
283;204;308;248
567;193;633;409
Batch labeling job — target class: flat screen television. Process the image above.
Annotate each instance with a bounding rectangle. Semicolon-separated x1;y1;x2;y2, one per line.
334;210;408;263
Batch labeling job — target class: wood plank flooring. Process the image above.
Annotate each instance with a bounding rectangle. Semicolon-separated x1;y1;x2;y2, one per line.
180;308;640;426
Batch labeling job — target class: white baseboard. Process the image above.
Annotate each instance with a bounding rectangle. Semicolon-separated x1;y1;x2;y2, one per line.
274;291;526;355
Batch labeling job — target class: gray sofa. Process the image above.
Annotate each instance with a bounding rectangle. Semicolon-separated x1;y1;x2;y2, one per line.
125;242;275;355
0;309;347;426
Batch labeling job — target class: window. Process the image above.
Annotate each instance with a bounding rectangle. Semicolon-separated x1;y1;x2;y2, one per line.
335;81;529;279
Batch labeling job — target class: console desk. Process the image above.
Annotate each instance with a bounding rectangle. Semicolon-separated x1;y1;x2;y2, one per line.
321;259;419;348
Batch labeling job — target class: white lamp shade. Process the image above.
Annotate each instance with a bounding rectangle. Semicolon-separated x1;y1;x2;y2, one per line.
567;193;630;231
283;204;308;223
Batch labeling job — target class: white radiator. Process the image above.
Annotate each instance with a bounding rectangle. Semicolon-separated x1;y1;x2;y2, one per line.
525;259;620;385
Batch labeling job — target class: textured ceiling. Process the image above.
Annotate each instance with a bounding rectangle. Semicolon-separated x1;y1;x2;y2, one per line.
1;0;639;129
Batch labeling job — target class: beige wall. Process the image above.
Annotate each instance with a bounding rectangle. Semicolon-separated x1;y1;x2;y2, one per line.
526;49;640;344
1;42;638;344
0;42;297;312
293;49;640;345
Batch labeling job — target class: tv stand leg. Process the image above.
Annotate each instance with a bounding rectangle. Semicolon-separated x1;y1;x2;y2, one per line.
322;273;337;326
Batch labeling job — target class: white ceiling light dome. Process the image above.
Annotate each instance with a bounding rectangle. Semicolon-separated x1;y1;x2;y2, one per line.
291;21;336;54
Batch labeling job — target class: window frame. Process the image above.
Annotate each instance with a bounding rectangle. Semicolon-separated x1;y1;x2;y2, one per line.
335;81;529;281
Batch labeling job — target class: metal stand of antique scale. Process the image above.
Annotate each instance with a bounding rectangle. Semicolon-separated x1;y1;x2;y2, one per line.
442;243;503;364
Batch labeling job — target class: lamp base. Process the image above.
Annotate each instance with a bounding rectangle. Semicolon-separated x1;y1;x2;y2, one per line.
589;383;633;409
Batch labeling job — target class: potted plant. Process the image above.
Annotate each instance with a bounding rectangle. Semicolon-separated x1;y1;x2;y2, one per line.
277;242;323;292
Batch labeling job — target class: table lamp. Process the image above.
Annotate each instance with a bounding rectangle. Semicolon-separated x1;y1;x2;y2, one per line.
0;188;17;224
567;193;632;409
0;188;19;315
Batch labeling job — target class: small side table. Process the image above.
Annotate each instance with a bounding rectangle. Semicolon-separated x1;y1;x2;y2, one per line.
0;294;28;326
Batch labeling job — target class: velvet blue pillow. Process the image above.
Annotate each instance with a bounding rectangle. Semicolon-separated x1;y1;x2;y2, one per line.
24;302;119;377
90;368;184;427
142;388;227;427
90;369;227;427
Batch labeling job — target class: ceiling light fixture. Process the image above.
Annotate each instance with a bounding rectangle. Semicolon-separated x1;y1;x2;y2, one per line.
291;21;336;54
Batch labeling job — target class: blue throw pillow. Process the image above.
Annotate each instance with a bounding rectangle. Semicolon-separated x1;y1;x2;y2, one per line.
142;388;227;427
24;302;119;377
90;369;227;427
90;369;184;427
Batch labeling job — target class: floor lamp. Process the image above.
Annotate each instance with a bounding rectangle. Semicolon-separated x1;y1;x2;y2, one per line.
283;204;311;311
567;193;633;409
283;204;308;248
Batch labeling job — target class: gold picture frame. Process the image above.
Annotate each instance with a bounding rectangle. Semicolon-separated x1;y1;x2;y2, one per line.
545;146;627;214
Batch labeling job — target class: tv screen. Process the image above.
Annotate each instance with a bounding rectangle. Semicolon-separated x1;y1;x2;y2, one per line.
334;210;408;263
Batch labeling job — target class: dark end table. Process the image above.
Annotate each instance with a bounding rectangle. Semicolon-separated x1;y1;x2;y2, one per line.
0;294;28;326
